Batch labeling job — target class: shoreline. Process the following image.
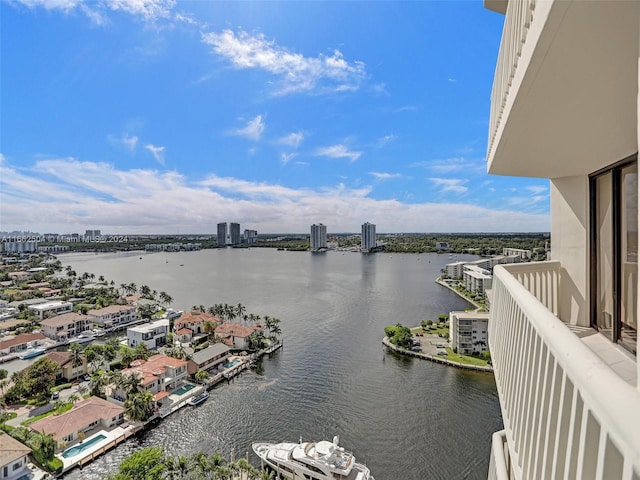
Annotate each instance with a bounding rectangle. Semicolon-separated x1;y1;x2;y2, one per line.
435;277;482;311
382;337;493;373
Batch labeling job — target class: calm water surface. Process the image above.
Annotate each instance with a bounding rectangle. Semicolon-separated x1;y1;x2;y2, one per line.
60;249;502;480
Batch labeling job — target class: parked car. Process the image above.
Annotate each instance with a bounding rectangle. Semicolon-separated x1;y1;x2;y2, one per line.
83;374;91;382
51;391;59;400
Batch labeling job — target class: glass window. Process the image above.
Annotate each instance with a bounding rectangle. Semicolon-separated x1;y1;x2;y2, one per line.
591;157;637;354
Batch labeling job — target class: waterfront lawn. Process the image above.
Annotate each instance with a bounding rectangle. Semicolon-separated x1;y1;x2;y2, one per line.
412;323;449;336
445;349;489;367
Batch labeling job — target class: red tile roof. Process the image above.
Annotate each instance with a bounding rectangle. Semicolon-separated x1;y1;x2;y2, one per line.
0;332;46;350
29;396;124;441
214;322;258;338
174;311;219;329
0;433;31;466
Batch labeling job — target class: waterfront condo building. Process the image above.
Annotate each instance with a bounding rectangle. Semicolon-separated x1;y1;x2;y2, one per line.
449;311;489;355
485;1;640;479
310;223;327;251
244;229;258;244
229;222;241;245
361;222;376;252
217;222;227;246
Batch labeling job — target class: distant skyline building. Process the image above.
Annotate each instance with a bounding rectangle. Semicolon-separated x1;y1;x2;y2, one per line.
244;229;258;244
229;223;241;245
310;223;327;251
217;223;227;246
361;222;376;252
84;229;101;240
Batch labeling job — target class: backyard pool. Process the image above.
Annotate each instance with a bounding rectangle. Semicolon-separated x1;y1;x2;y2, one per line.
172;383;196;396
223;359;240;369
62;434;107;458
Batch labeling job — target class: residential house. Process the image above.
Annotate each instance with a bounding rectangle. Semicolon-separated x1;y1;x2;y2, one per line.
127;319;169;350
28;396;124;450
111;354;189;412
27;300;72;320
174;310;219;337
187;343;231;376
45;351;87;381
0;433;31;480
485;1;640;478
0;333;46;356
214;322;260;350
40;312;92;342
87;304;137;328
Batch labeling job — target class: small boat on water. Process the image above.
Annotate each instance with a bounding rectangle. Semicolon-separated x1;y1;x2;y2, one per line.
252;436;374;480
20;348;46;359
187;392;209;406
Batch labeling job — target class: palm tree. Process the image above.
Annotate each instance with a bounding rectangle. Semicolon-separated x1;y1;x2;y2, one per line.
236;304;246;323
195;370;209;385
68;342;84;382
159;291;173;307
124;391;155;422
120;372;145;398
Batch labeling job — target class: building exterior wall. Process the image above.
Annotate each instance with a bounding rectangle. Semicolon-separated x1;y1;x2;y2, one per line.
550;175;590;327
310;224;327;251
217;223;227;246
229;223;241;245
449;312;489;355
127;319;169;349
361;222;376;252
28;301;73;320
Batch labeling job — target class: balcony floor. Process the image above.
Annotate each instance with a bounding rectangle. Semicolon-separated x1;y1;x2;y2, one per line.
567;325;637;387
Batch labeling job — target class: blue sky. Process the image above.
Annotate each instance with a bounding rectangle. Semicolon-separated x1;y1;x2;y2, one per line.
0;0;550;234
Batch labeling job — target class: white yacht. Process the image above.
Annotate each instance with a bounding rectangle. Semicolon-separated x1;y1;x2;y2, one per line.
252;436;374;480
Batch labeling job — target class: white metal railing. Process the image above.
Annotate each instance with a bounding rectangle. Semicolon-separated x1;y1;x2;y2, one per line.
488;0;536;157
488;430;511;480
489;264;640;480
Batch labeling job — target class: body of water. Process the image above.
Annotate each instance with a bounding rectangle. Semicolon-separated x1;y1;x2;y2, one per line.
60;248;502;479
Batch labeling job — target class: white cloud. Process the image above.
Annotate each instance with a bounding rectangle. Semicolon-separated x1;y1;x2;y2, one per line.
277;132;304;149
145;144;165;164
448;78;457;83
375;134;396;148
201;29;366;95
525;185;548;195
9;0;178;23
315;144;362;163
370;172;401;180
430;177;468;194
107;0;175;21
0;158;549;233
232;115;265;141
123;134;139;152
280;153;298;165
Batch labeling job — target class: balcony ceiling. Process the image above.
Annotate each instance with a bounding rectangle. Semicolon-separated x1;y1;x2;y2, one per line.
488;1;639;179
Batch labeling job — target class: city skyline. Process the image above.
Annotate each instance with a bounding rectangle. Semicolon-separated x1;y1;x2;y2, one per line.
1;1;549;234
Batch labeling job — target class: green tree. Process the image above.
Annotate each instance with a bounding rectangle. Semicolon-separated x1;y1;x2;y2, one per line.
68;342;84;382
195;370;209;385
124;391;155;422
108;446;165;480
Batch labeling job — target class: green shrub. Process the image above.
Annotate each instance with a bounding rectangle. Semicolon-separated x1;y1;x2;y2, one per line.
46;457;63;474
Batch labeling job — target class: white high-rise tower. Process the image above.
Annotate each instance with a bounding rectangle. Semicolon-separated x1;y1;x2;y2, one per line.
310;224;327;251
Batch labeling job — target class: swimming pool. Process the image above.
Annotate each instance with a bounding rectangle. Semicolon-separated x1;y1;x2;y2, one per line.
223;359;240;369
172;383;195;396
62;434;107;458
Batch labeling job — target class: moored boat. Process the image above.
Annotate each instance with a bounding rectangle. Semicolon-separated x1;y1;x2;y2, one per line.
20;348;46;359
187;391;209;406
252;436;374;480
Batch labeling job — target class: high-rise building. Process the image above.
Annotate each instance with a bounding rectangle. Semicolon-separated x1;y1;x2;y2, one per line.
361;222;376;252
485;2;640;479
229;223;241;245
217;223;227;246
244;229;258;244
310;224;327;251
85;230;101;240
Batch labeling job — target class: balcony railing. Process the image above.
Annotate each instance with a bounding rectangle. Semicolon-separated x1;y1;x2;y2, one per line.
488;0;536;157
488;262;640;480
